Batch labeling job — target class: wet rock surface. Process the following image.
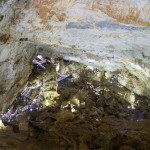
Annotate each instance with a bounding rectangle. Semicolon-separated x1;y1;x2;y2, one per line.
0;58;150;150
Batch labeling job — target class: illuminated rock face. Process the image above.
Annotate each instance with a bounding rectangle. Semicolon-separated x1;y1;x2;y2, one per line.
0;0;150;111
41;63;58;106
0;43;36;111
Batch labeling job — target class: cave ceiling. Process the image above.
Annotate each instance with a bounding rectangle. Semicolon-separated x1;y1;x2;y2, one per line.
0;0;150;110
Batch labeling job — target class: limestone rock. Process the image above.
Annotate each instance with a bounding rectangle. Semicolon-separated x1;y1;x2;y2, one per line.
16;115;28;131
19;121;28;132
0;43;36;112
0;1;150;149
55;110;74;121
60;88;70;99
36;112;50;122
61;101;69;109
42;63;58;105
69;96;80;105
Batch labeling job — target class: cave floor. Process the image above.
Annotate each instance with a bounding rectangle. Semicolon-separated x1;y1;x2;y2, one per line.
0;117;150;150
0;58;150;150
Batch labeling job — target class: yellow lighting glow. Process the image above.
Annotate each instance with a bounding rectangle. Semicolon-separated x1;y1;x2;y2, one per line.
0;119;6;129
45;100;50;106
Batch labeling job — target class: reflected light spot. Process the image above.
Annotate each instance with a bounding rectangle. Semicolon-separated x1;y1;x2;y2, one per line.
0;119;6;129
127;106;131;109
45;100;50;106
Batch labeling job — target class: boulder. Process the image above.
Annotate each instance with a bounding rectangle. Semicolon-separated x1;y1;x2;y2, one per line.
16;115;28;132
69;96;80;105
55;110;74;121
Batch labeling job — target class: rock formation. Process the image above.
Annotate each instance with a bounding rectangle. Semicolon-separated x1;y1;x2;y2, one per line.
0;0;150;109
0;1;150;149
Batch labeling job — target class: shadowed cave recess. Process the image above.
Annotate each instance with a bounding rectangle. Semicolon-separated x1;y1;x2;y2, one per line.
0;0;150;150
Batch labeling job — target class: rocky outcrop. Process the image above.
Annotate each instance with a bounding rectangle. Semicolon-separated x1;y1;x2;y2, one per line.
0;42;36;112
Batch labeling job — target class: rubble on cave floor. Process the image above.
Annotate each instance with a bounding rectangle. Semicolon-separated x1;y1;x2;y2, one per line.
0;57;150;150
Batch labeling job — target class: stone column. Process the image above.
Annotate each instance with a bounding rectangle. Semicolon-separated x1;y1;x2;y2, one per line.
42;63;58;106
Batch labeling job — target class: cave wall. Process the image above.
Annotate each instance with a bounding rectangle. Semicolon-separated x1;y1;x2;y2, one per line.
0;42;36;112
0;0;150;111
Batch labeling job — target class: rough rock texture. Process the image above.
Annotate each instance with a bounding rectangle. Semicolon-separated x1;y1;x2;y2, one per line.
41;63;58;105
0;0;150;111
0;42;36;112
0;57;150;150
